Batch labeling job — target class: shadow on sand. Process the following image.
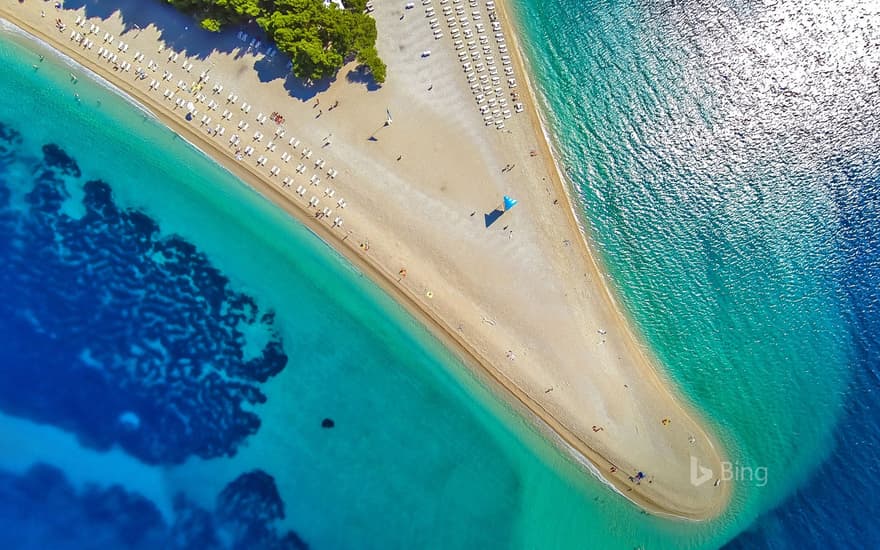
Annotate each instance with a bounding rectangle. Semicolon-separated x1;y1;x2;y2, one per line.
64;0;377;102
345;65;381;91
484;208;505;228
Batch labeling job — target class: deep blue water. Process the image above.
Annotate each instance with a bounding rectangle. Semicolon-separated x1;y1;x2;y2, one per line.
0;464;304;549
0;143;288;465
725;164;880;548
0;107;299;548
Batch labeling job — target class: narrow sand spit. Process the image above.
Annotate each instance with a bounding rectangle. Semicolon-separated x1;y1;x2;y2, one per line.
1;0;730;519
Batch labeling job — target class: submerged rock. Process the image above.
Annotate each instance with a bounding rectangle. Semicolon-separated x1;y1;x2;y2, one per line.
42;143;81;177
0;464;308;549
118;411;141;430
0;140;290;465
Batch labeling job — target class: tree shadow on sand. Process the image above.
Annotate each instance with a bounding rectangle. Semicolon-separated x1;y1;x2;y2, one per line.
64;0;247;61
280;70;333;102
345;65;382;91
252;56;330;101
63;0;378;102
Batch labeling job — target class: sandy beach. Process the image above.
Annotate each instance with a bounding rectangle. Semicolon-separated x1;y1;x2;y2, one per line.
1;0;730;519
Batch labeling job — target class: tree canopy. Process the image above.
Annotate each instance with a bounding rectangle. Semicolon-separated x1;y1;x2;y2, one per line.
164;0;386;83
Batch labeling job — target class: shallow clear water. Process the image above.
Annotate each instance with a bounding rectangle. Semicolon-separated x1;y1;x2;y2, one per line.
0;26;532;549
3;20;748;550
0;18;746;550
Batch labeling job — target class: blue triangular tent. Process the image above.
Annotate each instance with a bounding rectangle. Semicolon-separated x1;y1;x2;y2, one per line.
503;195;518;210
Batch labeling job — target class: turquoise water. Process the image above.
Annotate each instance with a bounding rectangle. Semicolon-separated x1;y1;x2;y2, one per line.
511;0;880;547
0;22;726;550
0;24;525;549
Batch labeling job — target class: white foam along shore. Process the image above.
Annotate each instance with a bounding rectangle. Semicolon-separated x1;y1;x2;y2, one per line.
0;0;731;520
